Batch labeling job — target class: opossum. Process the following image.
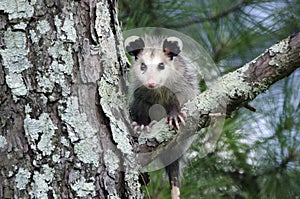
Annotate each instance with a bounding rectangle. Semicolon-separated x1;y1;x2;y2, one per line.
125;35;199;199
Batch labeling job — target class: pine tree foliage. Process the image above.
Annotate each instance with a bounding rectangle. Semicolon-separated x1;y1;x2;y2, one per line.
119;0;300;198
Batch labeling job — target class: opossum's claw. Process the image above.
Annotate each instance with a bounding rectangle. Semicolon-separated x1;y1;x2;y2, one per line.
178;114;186;126
148;120;158;127
180;111;187;119
132;120;157;132
131;121;141;132
166;111;187;130
174;118;180;130
168;118;174;129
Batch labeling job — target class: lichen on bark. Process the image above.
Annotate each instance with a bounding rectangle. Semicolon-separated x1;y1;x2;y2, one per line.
0;29;32;101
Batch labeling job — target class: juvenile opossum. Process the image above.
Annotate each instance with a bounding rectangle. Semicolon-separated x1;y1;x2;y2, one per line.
125;35;199;198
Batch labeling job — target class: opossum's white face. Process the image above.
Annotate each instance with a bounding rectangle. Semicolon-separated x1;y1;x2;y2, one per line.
125;36;183;90
133;48;176;89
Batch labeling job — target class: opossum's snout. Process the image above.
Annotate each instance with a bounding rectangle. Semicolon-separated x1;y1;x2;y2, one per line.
145;69;160;89
146;73;158;88
147;80;157;88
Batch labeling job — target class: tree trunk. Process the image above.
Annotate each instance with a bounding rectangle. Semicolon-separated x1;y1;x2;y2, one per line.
1;0;300;199
0;0;140;198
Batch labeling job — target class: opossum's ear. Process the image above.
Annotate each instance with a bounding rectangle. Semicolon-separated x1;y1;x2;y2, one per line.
163;37;183;60
125;36;145;60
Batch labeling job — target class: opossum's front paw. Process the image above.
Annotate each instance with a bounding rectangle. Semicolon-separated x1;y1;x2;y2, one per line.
132;120;157;132
165;111;187;130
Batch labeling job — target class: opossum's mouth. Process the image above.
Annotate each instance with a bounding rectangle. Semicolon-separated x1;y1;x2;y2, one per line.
146;81;159;89
146;83;164;89
147;84;157;89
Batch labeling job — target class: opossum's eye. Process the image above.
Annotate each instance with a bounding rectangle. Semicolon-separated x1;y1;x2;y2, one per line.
158;63;165;70
140;63;147;72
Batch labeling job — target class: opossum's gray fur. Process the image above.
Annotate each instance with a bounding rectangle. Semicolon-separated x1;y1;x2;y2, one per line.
127;35;200;124
126;35;200;198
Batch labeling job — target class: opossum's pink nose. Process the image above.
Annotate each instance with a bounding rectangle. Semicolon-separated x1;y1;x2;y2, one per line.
147;81;156;88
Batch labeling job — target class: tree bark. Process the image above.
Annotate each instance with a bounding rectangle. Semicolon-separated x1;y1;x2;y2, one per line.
0;0;300;199
0;0;140;198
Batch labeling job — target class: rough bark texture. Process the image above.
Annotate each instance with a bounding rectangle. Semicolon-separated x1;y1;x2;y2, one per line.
0;0;300;198
0;0;139;198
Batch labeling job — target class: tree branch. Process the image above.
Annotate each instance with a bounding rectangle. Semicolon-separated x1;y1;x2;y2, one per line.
137;32;300;164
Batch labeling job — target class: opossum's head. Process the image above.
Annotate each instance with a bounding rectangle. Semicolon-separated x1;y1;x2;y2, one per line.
125;36;183;89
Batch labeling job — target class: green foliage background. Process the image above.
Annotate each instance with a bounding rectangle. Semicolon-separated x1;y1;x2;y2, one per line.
119;1;300;198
